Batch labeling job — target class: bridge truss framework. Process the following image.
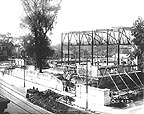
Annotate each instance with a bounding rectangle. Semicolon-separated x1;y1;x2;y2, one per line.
61;27;135;65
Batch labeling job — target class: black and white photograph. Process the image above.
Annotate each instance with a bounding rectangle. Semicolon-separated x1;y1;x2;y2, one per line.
0;0;144;114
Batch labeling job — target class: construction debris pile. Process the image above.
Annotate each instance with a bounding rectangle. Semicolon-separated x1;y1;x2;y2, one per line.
26;88;91;114
97;71;144;107
109;88;144;107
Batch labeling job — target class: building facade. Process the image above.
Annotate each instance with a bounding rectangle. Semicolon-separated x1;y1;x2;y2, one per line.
0;42;8;61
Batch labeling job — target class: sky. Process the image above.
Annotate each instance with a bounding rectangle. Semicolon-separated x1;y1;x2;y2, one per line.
0;0;144;45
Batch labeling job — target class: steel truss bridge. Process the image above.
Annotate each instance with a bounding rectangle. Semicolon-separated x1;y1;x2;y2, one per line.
61;27;135;65
61;27;144;105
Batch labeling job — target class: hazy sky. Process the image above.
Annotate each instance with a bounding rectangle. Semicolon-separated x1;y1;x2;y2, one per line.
0;0;144;45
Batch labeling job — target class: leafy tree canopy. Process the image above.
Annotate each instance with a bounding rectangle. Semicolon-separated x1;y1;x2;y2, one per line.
21;0;61;72
132;17;144;56
131;17;144;70
0;33;15;58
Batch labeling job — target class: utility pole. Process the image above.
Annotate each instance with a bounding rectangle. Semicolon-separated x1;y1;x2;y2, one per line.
24;54;26;87
61;33;63;65
21;50;26;87
86;57;88;109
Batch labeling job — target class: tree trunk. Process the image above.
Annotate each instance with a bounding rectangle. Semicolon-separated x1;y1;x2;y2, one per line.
39;58;43;73
39;66;43;73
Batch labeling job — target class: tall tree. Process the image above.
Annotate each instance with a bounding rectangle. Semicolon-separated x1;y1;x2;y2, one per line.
131;17;144;70
21;0;61;72
0;33;15;58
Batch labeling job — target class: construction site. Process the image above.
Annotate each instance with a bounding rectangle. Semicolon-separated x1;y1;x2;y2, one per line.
0;26;144;114
59;26;144;109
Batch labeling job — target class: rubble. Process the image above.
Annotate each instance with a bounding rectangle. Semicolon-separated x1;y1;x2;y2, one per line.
26;87;93;114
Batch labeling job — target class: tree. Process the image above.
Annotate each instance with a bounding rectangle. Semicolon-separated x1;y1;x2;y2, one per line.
21;0;61;72
21;34;55;65
0;33;15;58
19;34;35;62
131;17;144;70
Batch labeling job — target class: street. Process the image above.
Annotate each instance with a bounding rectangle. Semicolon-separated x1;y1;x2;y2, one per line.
0;71;53;114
